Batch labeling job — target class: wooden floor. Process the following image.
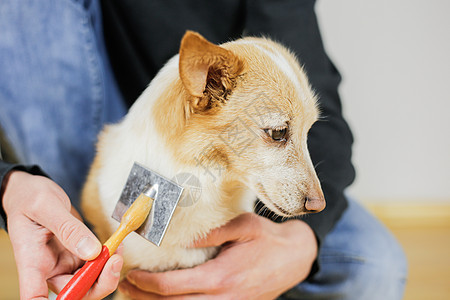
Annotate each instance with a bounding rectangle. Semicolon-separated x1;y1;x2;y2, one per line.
367;203;450;300
1;203;449;299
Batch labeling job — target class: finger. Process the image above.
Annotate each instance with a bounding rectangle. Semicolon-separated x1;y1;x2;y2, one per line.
49;254;123;299
84;254;123;300
47;262;89;293
192;213;262;248
119;280;208;300
119;280;159;299
47;274;72;294
29;193;102;260
125;264;222;296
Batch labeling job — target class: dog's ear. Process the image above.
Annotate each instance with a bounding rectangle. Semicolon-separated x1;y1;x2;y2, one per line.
179;31;244;113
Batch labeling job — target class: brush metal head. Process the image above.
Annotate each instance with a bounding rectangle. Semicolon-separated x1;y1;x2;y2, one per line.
112;162;184;246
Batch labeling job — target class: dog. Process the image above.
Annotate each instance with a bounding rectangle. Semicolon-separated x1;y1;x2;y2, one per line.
81;31;325;297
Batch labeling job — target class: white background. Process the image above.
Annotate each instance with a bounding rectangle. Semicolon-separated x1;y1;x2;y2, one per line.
316;0;450;202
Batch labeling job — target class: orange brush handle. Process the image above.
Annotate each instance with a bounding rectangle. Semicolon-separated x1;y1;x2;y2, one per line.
56;245;110;300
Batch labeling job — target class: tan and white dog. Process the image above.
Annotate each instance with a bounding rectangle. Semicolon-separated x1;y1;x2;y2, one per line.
81;31;325;289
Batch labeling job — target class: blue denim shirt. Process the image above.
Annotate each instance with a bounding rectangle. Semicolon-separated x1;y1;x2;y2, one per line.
0;0;126;211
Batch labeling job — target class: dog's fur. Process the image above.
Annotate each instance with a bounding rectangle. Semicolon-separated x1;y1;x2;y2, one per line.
81;31;325;295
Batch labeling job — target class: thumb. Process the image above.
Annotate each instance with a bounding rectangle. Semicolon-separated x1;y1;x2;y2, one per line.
30;194;102;260
192;213;260;248
47;210;101;260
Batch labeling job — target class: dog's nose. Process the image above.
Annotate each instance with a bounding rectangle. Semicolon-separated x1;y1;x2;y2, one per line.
304;175;326;212
305;196;326;212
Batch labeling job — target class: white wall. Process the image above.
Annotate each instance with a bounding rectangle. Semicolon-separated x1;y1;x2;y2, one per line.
316;0;450;202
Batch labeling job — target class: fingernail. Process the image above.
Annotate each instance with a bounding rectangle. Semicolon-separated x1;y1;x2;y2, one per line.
111;258;123;278
76;236;100;259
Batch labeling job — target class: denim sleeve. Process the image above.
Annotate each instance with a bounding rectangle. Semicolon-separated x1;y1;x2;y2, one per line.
0;1;126;215
245;0;356;245
0;160;48;231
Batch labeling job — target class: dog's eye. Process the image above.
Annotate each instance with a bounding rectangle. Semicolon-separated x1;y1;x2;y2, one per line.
264;128;288;142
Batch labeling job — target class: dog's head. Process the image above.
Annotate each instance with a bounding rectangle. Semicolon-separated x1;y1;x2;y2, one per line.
154;31;325;217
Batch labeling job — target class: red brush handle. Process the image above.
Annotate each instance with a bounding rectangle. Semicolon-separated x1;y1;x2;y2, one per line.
57;245;110;300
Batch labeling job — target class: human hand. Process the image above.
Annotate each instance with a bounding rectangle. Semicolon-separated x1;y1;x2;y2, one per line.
119;212;318;299
2;171;123;299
